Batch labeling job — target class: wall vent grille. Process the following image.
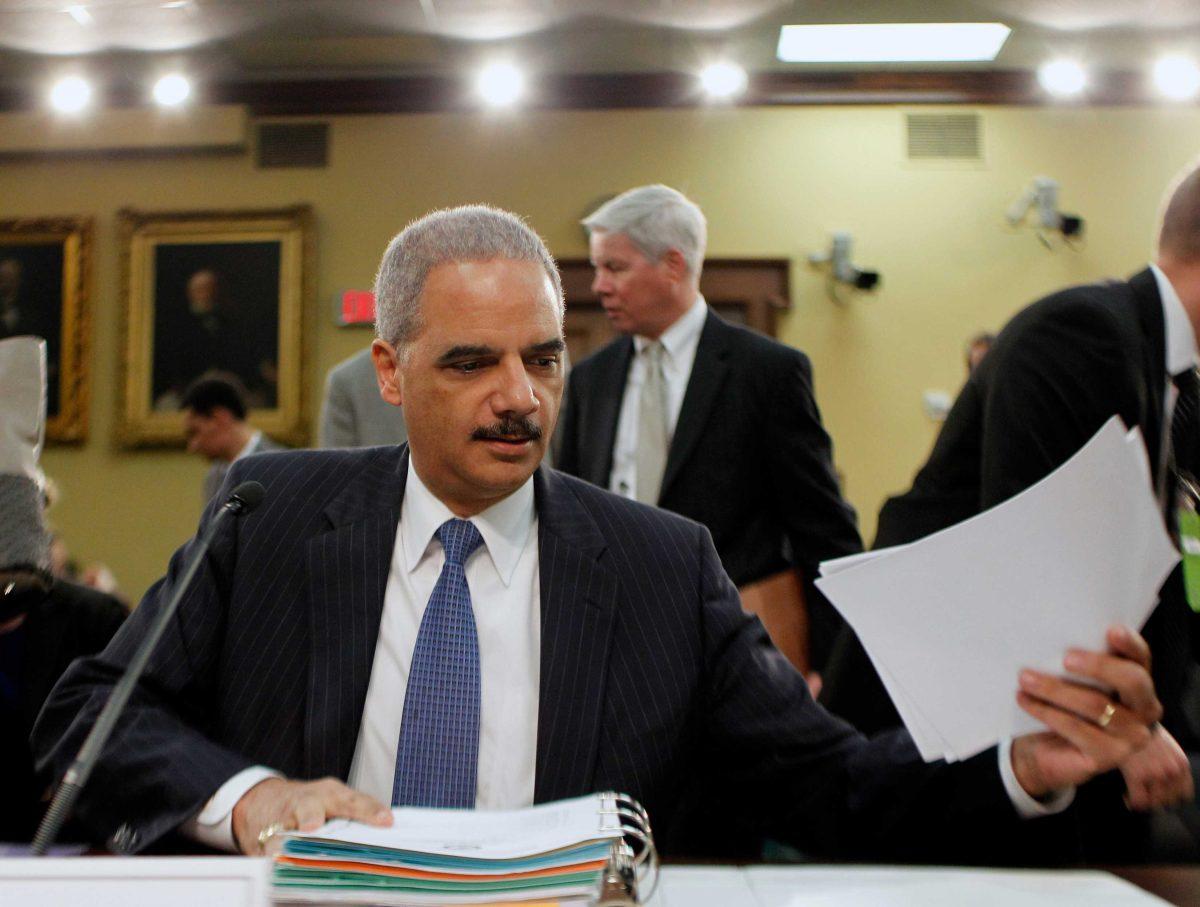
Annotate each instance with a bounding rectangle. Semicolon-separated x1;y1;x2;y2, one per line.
905;113;982;160
256;122;329;168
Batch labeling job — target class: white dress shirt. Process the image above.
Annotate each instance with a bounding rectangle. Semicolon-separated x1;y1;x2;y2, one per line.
234;430;265;462
346;463;541;809
608;294;707;499
183;461;541;850
1153;263;1200;380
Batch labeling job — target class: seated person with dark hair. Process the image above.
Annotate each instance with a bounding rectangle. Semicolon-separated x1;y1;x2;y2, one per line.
1;336;125;843
180;372;284;505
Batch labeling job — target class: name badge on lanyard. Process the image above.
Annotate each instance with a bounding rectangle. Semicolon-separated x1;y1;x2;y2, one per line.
1177;471;1200;613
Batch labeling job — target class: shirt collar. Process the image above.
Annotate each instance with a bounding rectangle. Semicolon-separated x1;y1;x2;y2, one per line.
633;294;707;360
1151;264;1199;377
231;430;262;463
400;458;535;587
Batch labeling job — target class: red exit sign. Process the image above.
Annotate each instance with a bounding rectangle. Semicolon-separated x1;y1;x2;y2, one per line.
337;289;376;325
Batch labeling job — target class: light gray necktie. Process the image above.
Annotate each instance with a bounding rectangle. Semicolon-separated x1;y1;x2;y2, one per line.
636;341;669;504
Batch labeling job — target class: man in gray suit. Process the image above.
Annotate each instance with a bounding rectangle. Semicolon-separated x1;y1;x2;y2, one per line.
180;373;284;503
319;348;408;448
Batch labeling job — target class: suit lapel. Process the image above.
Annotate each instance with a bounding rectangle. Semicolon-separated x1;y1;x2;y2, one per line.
660;310;732;500
533;469;620;802
590;339;634;487
304;445;407;779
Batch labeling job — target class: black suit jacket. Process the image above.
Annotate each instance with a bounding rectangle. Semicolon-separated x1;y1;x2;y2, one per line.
821;268;1200;859
557;310;862;666
34;445;1034;860
3;580;126;842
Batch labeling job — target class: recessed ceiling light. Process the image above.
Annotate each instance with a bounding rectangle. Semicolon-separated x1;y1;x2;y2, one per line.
1153;55;1200;101
699;62;748;100
1038;59;1087;98
776;23;1010;63
476;62;525;108
153;73;192;107
49;75;92;114
64;5;93;26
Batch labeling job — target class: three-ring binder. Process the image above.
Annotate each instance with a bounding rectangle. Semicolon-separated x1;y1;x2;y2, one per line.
597;792;658;906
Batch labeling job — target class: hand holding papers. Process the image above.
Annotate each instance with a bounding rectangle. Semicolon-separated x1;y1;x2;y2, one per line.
816;418;1177;780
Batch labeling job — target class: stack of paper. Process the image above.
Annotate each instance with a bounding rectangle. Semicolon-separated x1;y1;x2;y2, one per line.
816;417;1179;763
271;793;625;905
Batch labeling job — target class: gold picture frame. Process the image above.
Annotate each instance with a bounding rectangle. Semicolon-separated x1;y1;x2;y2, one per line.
116;206;313;448
0;217;92;443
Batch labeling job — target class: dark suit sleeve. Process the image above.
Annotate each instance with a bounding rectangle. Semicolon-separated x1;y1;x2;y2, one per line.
978;300;1140;508
761;349;863;667
320;367;358;448
31;493;257;853
692;524;1067;862
555;367;584;477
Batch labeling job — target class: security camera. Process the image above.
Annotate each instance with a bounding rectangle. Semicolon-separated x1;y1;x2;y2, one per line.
809;231;880;300
1006;176;1085;240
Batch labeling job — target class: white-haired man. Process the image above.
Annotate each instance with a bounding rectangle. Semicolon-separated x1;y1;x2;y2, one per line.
558;184;860;675
36;204;1180;865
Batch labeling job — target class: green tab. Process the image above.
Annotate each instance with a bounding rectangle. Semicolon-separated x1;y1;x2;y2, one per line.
1178;508;1200;613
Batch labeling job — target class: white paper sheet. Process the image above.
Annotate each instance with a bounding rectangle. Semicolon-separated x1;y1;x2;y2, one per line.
284;792;622;859
816;418;1179;761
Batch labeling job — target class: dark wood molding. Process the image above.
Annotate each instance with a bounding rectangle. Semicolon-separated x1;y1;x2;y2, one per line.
0;68;1191;117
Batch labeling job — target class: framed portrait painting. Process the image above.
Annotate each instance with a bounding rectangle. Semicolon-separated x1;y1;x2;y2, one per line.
116;206;312;447
0;217;92;442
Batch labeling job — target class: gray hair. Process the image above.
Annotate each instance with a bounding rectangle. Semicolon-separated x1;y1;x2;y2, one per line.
581;184;707;277
374;205;565;351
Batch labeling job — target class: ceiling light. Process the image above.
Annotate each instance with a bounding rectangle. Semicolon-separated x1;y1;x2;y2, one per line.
1153;55;1200;101
1038;59;1087;98
153;73;192;107
64;5;93;26
776;23;1010;63
699;62;747;100
476;62;525;108
49;76;92;114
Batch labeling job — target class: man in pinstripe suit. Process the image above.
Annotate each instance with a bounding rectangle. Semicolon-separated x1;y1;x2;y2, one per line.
35;205;1172;862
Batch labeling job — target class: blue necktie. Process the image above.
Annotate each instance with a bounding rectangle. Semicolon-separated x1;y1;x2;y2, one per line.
392;518;484;808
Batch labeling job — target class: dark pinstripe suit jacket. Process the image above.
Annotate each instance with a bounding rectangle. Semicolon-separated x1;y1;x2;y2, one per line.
34;445;1025;859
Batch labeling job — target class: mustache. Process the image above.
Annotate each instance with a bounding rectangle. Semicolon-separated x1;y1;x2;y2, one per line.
472;417;543;443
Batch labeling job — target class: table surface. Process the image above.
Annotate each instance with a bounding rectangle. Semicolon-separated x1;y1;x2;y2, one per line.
647;864;1200;906
0;857;1196;905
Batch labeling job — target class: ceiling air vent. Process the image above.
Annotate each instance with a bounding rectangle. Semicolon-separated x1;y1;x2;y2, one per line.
905;112;982;161
256;122;329;168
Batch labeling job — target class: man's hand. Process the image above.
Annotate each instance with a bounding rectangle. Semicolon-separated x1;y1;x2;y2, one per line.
231;777;392;855
1120;722;1194;811
1011;625;1160;799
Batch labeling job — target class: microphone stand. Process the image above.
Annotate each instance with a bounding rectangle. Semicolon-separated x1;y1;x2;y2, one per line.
30;482;264;856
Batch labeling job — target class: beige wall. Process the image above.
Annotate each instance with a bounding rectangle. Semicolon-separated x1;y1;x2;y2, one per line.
3;104;1198;599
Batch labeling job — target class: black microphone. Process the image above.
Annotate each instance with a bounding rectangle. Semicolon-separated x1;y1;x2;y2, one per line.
30;481;266;856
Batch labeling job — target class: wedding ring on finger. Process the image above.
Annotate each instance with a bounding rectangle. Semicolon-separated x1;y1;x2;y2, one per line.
1097;701;1117;729
257;821;286;852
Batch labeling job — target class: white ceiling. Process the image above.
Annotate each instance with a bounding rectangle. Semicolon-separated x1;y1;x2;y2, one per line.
0;0;1198;82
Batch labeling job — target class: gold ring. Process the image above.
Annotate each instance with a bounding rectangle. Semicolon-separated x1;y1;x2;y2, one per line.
257;822;285;850
1097;702;1117;729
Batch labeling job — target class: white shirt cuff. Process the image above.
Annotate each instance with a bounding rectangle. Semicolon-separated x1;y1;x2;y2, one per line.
998;737;1075;818
178;765;283;852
